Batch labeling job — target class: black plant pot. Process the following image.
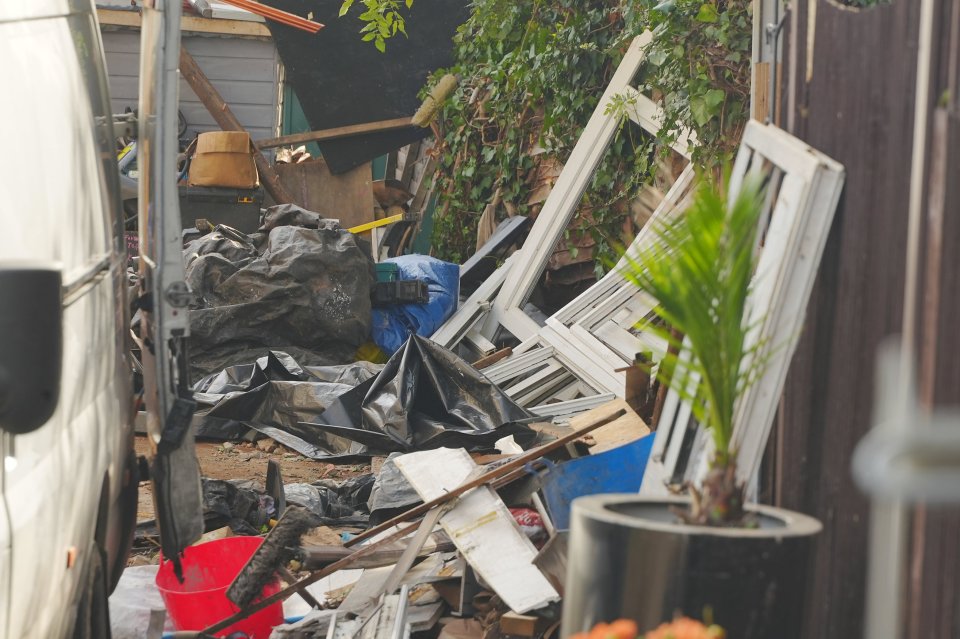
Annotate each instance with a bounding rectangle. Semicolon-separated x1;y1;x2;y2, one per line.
561;495;822;639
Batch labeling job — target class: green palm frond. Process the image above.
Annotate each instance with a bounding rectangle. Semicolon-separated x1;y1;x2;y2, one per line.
620;173;767;466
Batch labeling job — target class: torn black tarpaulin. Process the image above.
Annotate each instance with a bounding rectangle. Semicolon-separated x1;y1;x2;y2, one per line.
367;453;421;526
202;478;274;536
191;351;381;441
263;0;470;174
191;338;534;460
302;335;536;458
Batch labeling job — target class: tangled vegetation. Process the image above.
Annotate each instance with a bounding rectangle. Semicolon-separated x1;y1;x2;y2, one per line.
341;0;753;271
426;0;751;268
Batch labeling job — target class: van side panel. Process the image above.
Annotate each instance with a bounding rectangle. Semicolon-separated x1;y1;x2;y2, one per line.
0;5;132;638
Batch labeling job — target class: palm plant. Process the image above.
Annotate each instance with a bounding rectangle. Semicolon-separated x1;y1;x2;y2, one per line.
621;172;767;526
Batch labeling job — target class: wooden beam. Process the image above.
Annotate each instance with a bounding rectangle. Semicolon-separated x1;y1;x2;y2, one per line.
255;117;415;149
178;47;296;204
96;8;271;38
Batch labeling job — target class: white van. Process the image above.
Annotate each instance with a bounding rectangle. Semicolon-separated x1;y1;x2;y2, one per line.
0;2;201;637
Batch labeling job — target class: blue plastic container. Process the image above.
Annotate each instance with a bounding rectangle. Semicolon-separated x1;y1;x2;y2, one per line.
539;434;655;531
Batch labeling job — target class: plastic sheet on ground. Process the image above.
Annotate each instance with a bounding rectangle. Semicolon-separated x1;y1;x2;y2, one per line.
367;453;422;525
202;478;275;535
191;337;534;460
372;255;459;355
304;335;536;459
184;207;374;379
191;351;382;440
284;474;375;527
108;565;173;639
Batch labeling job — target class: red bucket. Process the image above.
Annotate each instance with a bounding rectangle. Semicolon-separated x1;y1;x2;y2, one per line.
155;536;284;639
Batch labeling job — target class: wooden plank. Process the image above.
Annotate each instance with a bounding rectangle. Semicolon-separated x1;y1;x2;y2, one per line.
624;87;696;159
394;448;560;613
500;612;547;637
178;47;295;204
473;347;513;370
345;401;628;547
256;117;414;149
464;328;496;356
753;62;772;121
583;400;651;453
97;7;272;37
274;158;374;229
497;306;544;342
398;141;422;191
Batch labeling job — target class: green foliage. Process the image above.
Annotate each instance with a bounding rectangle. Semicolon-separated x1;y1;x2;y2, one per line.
429;0;752;270
429;1;653;267
620;174;766;466
624;0;753;166
339;0;413;52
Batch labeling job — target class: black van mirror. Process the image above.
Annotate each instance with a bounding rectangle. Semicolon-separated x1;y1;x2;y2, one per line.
0;265;62;434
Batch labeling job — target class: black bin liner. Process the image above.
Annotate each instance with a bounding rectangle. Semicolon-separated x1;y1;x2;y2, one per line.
192;351;381;441
192;336;535;461
184;209;374;379
301;335;536;458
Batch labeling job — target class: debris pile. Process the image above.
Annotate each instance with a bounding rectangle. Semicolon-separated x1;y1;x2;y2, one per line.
113;25;846;639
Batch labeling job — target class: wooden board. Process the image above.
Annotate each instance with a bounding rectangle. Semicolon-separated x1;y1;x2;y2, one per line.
582;400;651;454
273;158;375;229
394;448;560;614
97;7;272;37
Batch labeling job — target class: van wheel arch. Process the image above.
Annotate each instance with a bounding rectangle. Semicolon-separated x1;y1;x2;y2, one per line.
70;542;111;639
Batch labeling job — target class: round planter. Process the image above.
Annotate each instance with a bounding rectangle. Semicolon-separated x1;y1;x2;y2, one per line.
561;494;822;639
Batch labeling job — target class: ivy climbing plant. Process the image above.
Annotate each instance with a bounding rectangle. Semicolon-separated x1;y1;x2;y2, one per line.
424;0;752;271
342;0;752;272
623;0;752;166
426;1;644;269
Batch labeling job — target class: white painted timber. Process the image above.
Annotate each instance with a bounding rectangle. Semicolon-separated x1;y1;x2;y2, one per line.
431;31;693;353
485;32;656;339
394;448;559;613
429;254;515;348
639;120;845;496
480;163;694;407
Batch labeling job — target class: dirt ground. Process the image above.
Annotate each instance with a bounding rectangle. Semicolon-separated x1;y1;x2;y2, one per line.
133;435;370;528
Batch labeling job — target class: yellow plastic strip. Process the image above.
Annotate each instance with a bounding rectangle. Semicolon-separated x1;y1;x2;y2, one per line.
347;213;405;234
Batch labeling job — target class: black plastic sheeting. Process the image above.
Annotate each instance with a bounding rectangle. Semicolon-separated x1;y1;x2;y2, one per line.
201;476;376;531
367;453;421;526
285;475;375;527
263;0;470;174
192;351;382;441
305;335;536;457
193;336;535;461
202;478;276;535
184;207;374;379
